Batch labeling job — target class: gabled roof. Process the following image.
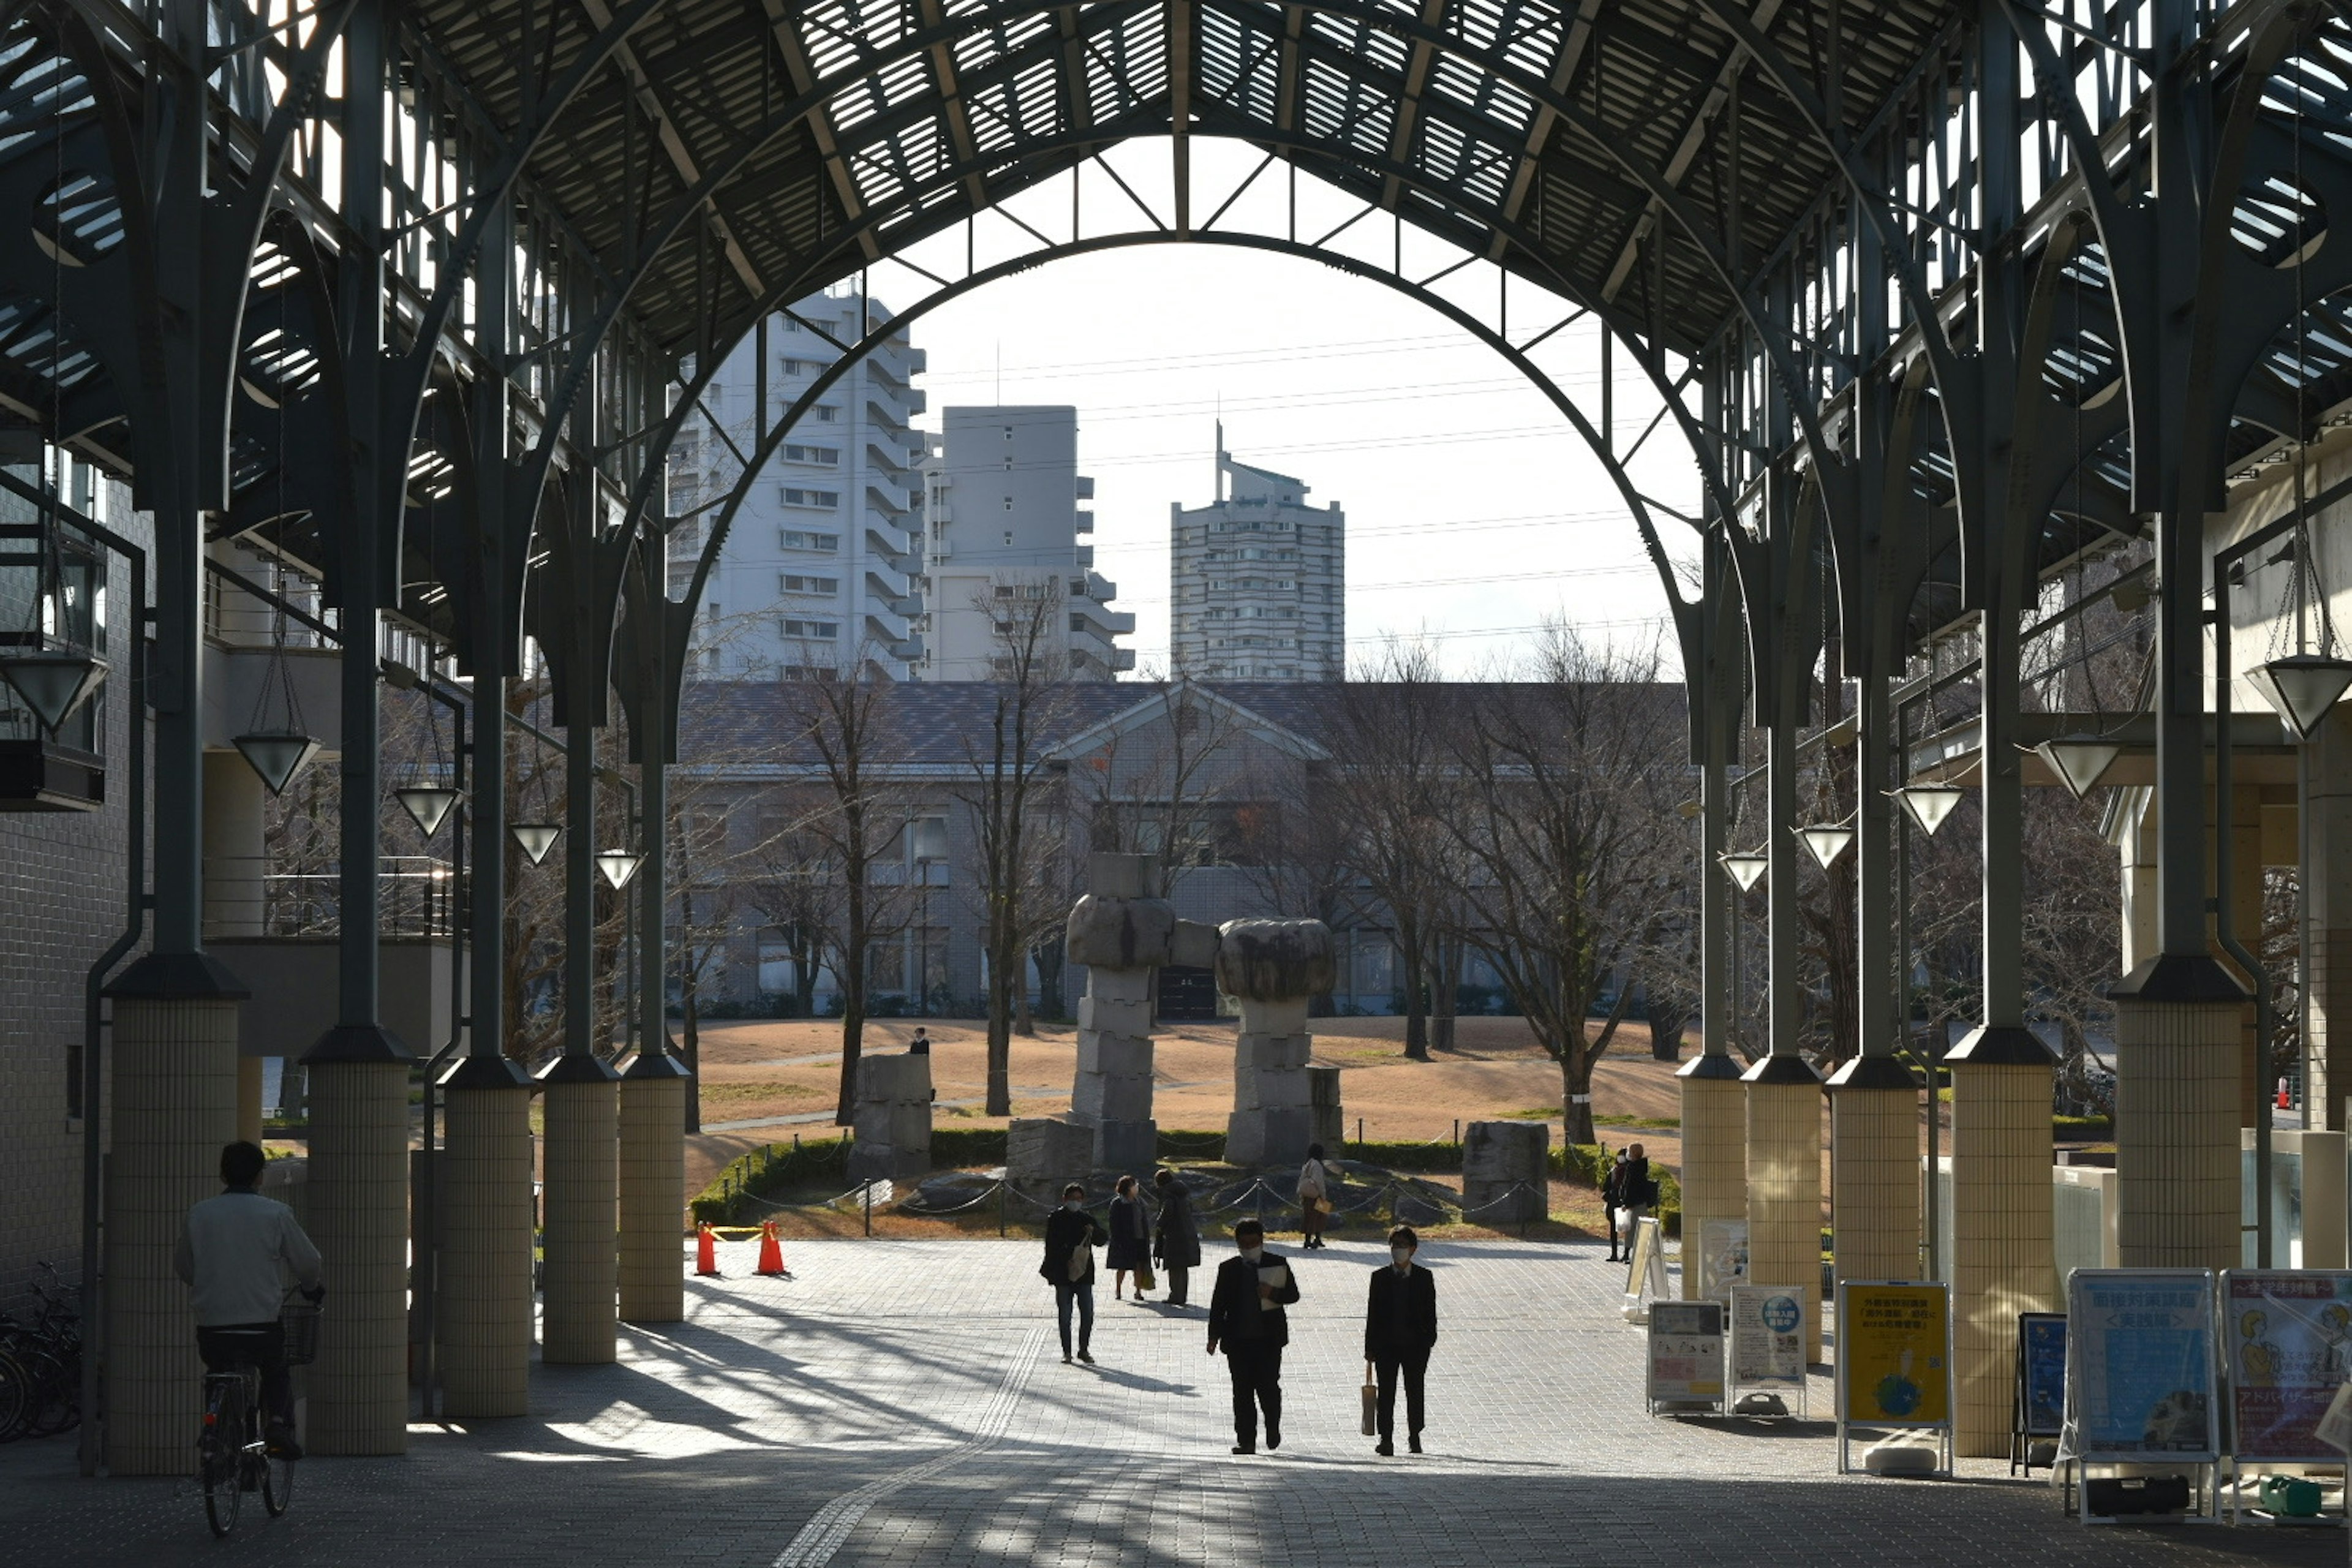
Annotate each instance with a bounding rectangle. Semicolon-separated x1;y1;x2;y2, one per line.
1041;677;1331;762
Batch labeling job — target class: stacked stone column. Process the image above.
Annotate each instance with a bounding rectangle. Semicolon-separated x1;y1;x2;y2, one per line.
847;1053;934;1184
102;959;246;1474
1063;853;1190;1175
1944;1027;2054;1456
619;1053;690;1322
1676;1054;1746;1298
1218;919;1334;1167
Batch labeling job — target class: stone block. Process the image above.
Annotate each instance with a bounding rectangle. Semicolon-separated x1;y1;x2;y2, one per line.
1461;1120;1549;1224
1236;1070;1312;1112
1082;965;1156;1006
1238;998;1311;1037
1226;1107;1313;1167
1307;1065;1344;1152
1086;851;1161;900
1076;1029;1154;1079
1077;993;1153;1038
1236;1032;1311;1073
848;1139;929;1185
886;1101;932;1153
1215;918;1336;1000
1306;1063;1343;1109
855;1052;932;1105
1007;1117;1095;1197
1170;919;1222;971
1067;894;1177;969
1072;1071;1154;1124
1093;1118;1158;1177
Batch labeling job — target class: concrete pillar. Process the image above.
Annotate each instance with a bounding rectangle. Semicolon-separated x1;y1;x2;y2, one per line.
437;1063;534;1417
1743;1059;1823;1359
538;1063;619;1365
1826;1056;1919;1285
2311;712;2352;1130
201;752;266;938
618;1056;689;1323
2114;971;2245;1269
1945;1046;2054;1457
2213;785;2266;1129
237;1057;266;1145
101;973;243;1474
1676;1055;1746;1298
1218;919;1336;1169
301;1061;410;1453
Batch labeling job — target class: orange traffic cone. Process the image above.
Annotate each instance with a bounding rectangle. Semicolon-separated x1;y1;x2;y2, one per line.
695;1221;720;1277
756;1220;788;1277
2278;1082;2293;1110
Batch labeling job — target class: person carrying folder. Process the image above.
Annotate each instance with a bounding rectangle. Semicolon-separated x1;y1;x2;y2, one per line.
1206;1218;1300;1453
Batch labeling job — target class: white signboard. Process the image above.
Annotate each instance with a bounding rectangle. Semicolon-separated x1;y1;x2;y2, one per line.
2065;1268;2218;1461
1730;1283;1807;1389
1646;1300;1727;1411
1695;1218;1748;1302
1621;1216;1670;1322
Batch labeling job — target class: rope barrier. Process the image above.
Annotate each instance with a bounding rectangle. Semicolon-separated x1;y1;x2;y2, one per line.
895;1180;1015;1218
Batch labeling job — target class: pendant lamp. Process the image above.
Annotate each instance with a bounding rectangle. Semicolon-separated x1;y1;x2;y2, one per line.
1800;825;1855;869
1719;851;1768;892
596;849;644;889
1893;783;1964;837
2032;736;2120;800
2248;652;2352;741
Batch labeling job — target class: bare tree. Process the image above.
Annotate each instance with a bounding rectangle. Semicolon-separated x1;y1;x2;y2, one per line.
1071;676;1242;894
1442;627;1683;1143
950;578;1070;1115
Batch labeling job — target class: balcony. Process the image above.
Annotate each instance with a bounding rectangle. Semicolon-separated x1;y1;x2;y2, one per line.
1076;475;1095;500
865;518;916;560
865;560;911;601
1111;647;1137;671
1075;509;1094;533
863;606;911;644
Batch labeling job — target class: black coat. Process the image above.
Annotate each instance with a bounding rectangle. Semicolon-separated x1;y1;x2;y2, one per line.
1207;1250;1300;1352
1622;1156;1656;1207
1106;1195;1151;1270
1364;1264;1438;1360
1153;1184;1202;1269
1039;1206;1103;1285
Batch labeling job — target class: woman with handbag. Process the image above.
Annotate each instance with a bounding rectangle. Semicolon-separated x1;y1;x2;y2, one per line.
1297;1143;1333;1250
1152;1167;1202;1306
1107;1174;1153;1300
1040;1183;1104;1364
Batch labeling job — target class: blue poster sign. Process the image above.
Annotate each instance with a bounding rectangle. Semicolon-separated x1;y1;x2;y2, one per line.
2066;1270;2217;1461
2019;1313;2066;1438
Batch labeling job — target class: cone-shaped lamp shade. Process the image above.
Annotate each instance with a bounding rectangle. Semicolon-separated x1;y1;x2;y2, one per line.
2248;653;2352;741
1895;783;1964;837
233;731;322;796
596;849;644;889
1800;825;1855;869
0;650;107;733
510;822;562;864
394;784;459;836
1720;851;1768;892
2033;736;2121;800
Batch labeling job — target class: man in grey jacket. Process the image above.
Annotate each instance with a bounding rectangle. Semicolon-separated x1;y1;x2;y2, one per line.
174;1141;324;1457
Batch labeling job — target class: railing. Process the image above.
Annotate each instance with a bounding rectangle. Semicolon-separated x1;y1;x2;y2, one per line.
199;854;458;941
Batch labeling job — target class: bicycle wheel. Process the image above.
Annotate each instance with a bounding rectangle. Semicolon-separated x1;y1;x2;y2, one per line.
0;1349;28;1442
200;1383;242;1538
21;1350;73;1437
261;1446;295;1517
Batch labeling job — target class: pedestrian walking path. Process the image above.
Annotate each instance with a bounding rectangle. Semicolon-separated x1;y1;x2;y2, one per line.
0;1235;2337;1566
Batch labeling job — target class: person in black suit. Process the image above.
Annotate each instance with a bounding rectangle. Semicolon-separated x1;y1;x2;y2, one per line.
1206;1218;1300;1453
1363;1226;1438;1455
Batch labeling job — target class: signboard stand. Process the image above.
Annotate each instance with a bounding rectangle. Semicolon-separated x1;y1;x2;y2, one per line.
2217;1269;2352;1526
1693;1217;1749;1303
2062;1269;2220;1525
1727;1283;1808;1420
2013;1313;2066;1477
1621;1216;1670;1324
1834;1280;1954;1477
1645;1300;1727;1417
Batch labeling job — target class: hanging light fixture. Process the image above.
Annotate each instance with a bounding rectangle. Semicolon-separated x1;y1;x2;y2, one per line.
1800;824;1855;869
232;562;321;796
596;848;644;889
1719;851;1768;892
2250;652;2352;741
0;476;107;733
0;647;105;733
395;783;459;835
2032;736;2121;801
1893;783;1964;837
510;821;562;864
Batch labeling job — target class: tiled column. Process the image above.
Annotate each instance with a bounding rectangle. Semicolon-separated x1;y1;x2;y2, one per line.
2113;959;2246;1268
1945;1034;2054;1457
1826;1055;1919;1286
438;1062;534;1417
539;1062;619;1364
102;968;243;1474
2307;712;2352;1129
619;1056;689;1323
1743;1057;1823;1359
1676;1055;1746;1298
302;1060;411;1453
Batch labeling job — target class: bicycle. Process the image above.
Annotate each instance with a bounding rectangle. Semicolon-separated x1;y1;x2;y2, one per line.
0;1262;82;1442
195;1297;317;1538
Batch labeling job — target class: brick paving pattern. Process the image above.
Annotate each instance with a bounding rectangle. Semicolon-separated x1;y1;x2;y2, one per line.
0;1234;2341;1566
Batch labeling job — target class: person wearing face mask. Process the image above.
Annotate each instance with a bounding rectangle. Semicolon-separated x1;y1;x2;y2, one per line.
1363;1226;1438;1455
1206;1219;1300;1454
1039;1182;1106;1365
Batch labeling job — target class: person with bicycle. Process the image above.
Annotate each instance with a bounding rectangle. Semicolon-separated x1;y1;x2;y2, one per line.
173;1141;323;1459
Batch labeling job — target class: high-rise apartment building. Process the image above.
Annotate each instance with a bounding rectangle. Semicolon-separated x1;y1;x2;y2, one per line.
668;289;927;679
919;405;1135;680
1169;429;1345;680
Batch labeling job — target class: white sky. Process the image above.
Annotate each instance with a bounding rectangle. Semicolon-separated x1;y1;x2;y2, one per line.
863;141;1704;679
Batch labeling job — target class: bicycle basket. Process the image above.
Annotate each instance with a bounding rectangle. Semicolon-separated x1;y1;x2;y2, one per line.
279;1300;322;1366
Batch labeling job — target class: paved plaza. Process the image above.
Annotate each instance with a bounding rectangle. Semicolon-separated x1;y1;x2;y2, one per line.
1;1236;2342;1567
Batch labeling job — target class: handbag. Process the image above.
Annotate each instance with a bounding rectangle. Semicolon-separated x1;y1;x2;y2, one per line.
1066;1241;1091;1282
1134;1264;1156;1293
1360;1362;1379;1436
